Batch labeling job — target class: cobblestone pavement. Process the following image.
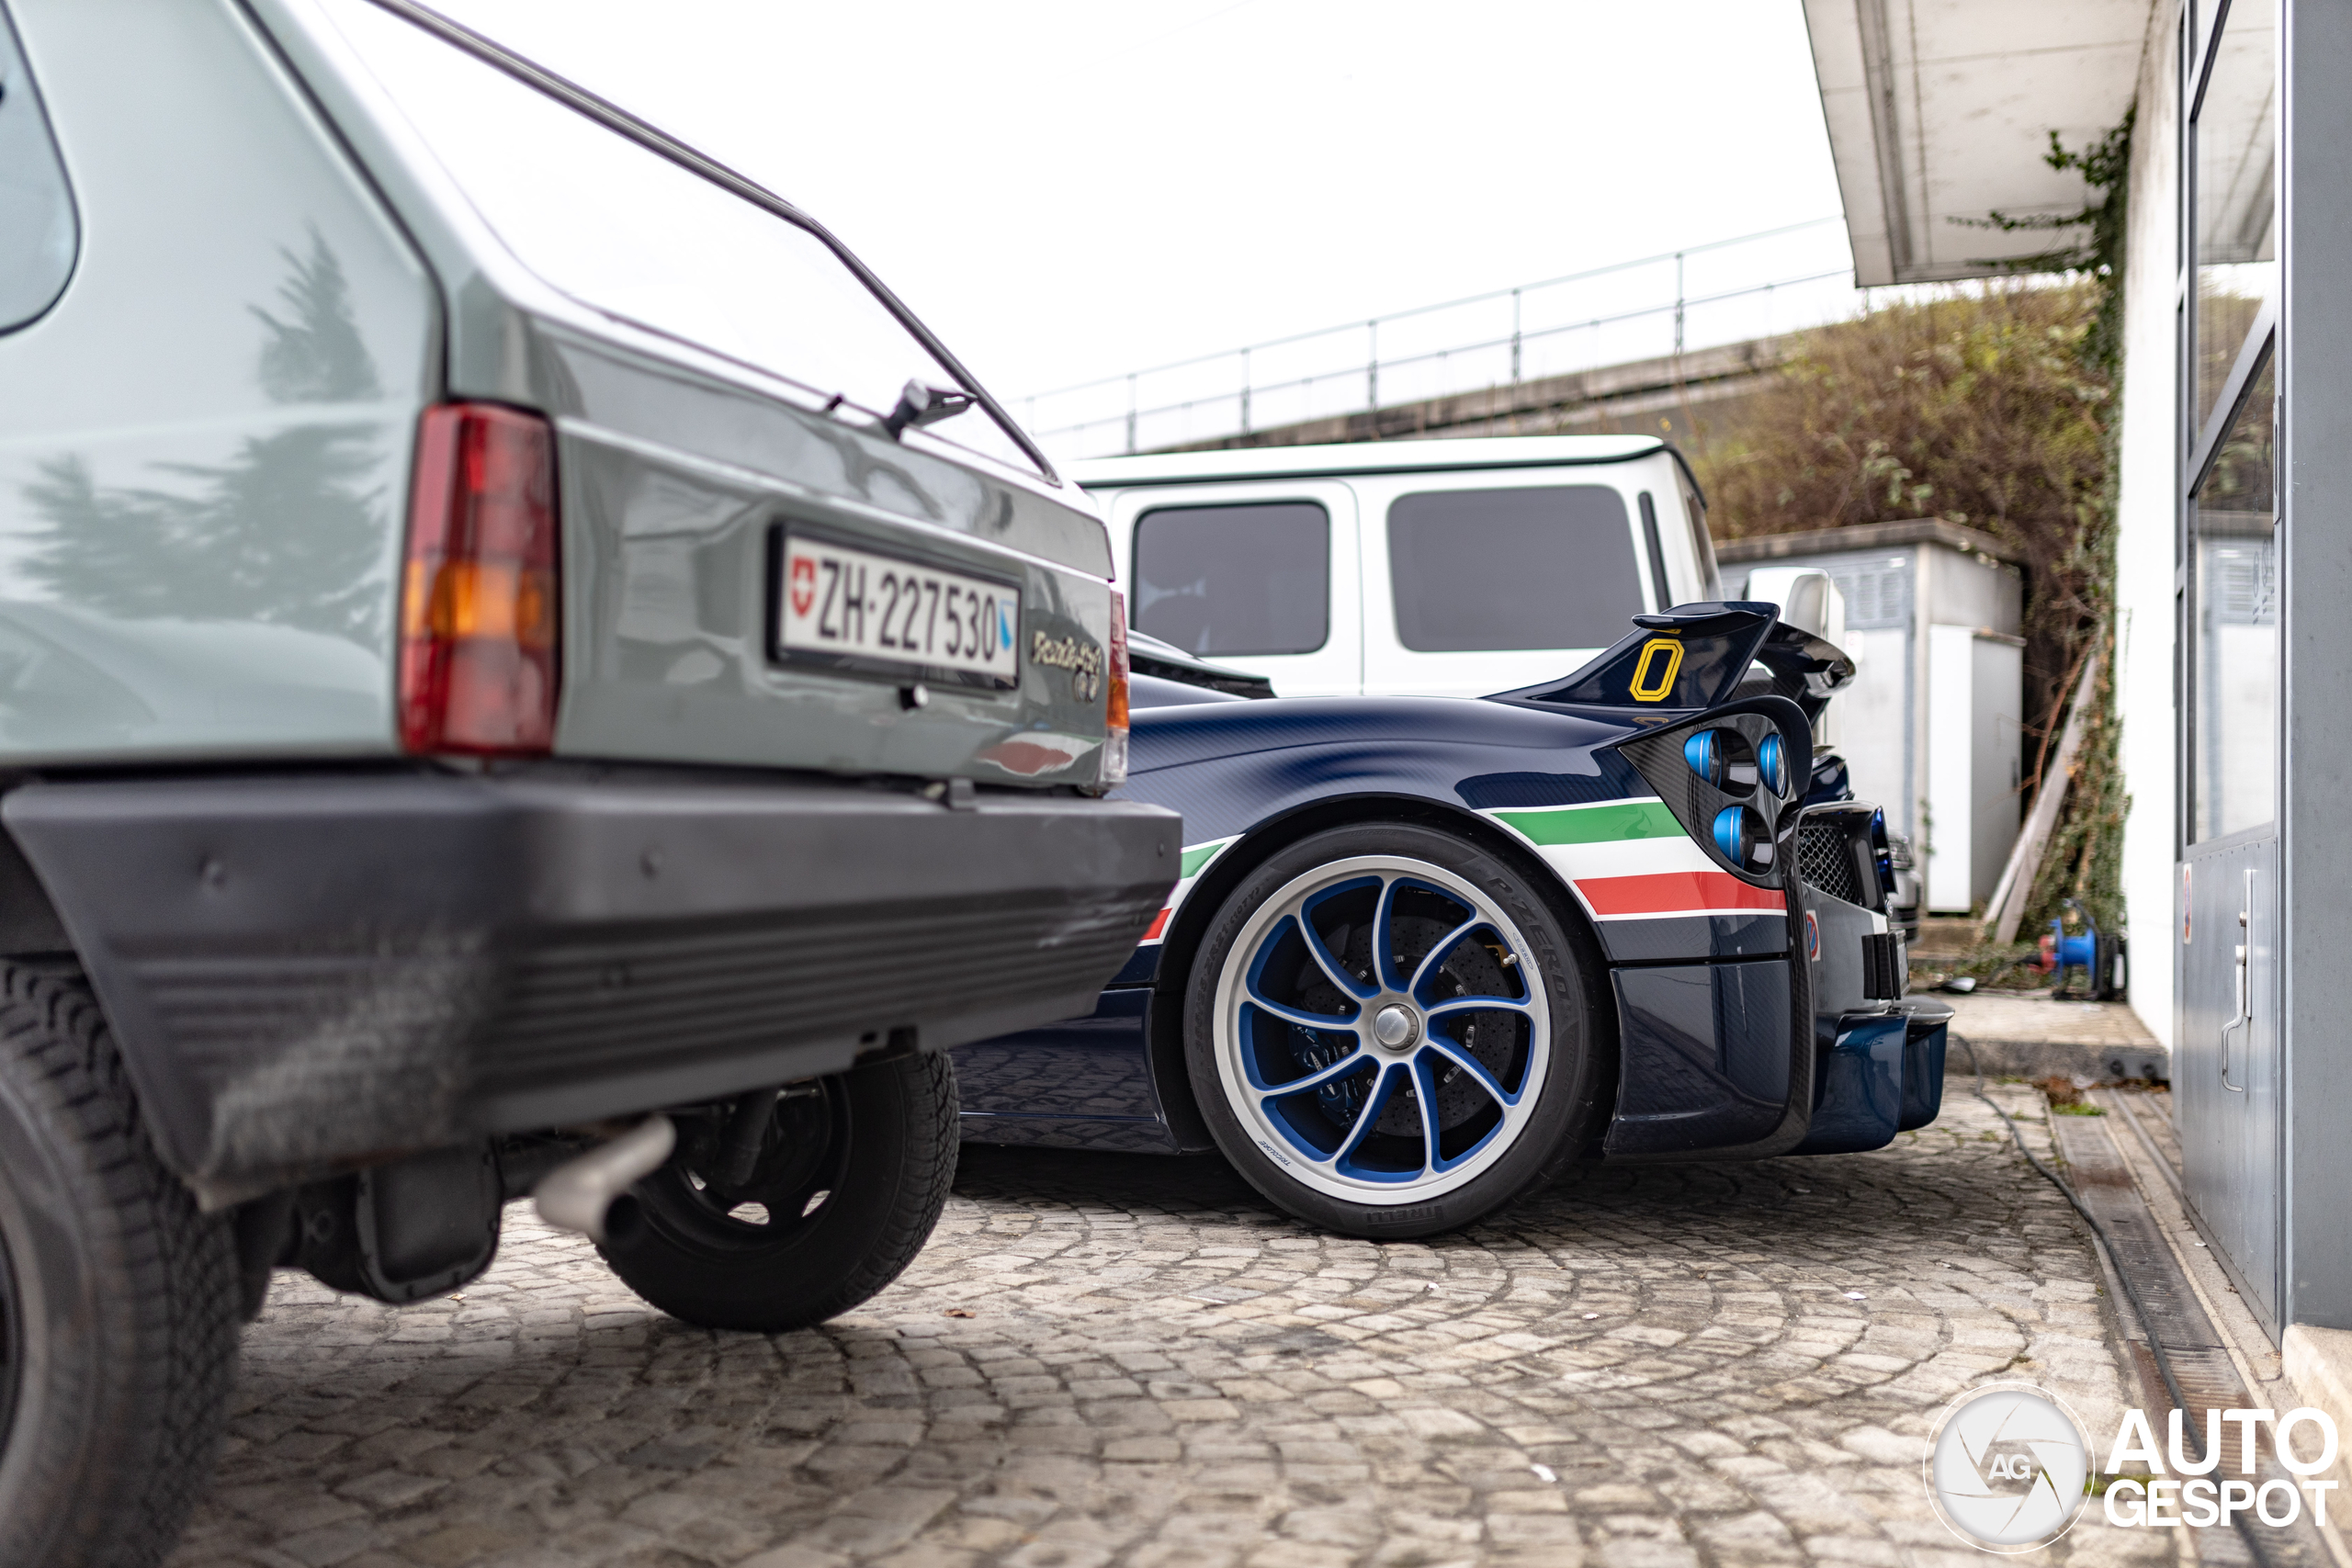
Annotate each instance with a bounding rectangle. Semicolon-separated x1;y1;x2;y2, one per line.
169;1086;2168;1568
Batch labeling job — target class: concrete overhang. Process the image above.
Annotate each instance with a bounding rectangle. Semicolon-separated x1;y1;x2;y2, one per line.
1803;1;2153;286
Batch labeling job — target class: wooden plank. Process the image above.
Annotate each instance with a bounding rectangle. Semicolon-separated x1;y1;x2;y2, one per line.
1984;645;2102;945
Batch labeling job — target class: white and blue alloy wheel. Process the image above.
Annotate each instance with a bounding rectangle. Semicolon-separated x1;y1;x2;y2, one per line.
1210;852;1555;1207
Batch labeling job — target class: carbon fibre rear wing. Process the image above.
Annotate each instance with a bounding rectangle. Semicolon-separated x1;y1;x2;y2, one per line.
1487;601;1859;894
1488;601;1856;721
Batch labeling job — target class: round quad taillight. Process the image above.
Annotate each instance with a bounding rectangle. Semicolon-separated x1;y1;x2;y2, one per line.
1683;728;1758;793
1711;806;1774;874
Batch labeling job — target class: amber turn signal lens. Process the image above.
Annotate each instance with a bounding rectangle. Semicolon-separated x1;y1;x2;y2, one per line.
399;403;560;755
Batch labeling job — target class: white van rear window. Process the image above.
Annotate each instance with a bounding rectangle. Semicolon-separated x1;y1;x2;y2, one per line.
1132;502;1329;657
1387;486;1640;652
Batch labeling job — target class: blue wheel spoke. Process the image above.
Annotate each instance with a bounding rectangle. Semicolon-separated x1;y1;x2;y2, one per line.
1291;912;1375;1000
1242;981;1358;1034
1254;1043;1374;1105
1408;915;1487;998
1419;1034;1517;1107
1326;1061;1409;1168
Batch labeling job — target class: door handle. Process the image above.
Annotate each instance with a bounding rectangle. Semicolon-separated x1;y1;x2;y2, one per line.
2221;868;2252;1093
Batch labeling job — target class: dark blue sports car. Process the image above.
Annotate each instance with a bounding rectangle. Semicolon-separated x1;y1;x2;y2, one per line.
959;604;1951;1238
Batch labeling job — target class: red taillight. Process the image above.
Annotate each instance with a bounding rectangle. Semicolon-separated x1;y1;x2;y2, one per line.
1102;592;1130;787
399;403;560;756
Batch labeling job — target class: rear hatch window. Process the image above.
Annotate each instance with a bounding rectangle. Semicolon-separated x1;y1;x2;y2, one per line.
317;1;1040;476
1387;486;1638;651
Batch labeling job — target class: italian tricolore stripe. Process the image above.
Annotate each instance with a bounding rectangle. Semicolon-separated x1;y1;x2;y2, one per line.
1136;836;1238;944
1141;796;1771;948
1485;798;1784;920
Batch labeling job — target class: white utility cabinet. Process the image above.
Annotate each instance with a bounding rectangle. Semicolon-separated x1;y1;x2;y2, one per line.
1719;520;2025;913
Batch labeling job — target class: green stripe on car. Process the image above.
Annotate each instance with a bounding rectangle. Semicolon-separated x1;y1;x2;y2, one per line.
1180;840;1233;879
1491;799;1682;846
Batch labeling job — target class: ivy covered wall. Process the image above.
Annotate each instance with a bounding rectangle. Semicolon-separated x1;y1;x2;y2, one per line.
1690;118;2135;936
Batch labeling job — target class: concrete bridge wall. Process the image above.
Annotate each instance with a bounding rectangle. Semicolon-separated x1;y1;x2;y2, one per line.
1156;333;1796;453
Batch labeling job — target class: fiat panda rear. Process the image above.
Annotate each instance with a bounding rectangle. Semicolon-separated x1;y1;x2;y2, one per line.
0;5;1171;1562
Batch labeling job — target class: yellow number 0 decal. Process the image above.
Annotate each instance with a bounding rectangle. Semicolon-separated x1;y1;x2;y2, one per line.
1629;637;1684;703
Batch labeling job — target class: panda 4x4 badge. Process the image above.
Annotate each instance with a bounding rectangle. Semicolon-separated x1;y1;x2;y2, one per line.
1032;629;1104;702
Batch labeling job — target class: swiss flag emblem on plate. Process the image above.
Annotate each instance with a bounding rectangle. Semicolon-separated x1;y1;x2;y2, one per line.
788;555;817;618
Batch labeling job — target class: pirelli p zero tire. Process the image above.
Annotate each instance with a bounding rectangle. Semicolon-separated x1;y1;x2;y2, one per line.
1185;823;1610;1240
0;964;244;1568
596;1051;958;1333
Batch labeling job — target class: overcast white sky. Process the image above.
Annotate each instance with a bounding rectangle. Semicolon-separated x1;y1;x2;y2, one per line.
429;2;1849;415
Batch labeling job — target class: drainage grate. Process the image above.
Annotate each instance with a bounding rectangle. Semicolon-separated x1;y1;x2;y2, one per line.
2050;1112;2328;1568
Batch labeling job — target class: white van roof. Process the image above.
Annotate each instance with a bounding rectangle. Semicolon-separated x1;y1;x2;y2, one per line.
1069;434;1667;488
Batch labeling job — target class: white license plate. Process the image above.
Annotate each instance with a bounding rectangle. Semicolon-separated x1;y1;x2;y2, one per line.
777;536;1020;685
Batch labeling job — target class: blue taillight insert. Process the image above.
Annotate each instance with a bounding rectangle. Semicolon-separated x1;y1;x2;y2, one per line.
1684;730;1720;788
1712;805;1773;874
1712;806;1747;863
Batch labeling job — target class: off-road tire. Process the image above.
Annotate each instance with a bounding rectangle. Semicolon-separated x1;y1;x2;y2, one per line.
0;964;243;1568
597;1051;958;1332
1185;822;1611;1239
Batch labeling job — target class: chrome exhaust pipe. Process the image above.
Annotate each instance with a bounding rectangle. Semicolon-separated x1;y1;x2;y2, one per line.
533;1116;675;1243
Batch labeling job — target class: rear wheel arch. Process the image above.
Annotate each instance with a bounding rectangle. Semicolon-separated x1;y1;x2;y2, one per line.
0;829;72;963
0;818;194;1190
1145;792;1619;1154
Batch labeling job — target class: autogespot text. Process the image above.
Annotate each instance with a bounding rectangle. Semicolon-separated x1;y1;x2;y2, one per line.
2101;1407;2339;1528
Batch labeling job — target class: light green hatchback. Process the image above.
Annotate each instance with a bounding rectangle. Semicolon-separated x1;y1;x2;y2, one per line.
0;4;1176;1562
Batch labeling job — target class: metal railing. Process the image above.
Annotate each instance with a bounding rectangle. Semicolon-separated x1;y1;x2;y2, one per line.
1020;216;1865;462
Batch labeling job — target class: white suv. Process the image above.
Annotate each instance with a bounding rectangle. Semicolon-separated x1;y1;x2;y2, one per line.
1077;434;1722;698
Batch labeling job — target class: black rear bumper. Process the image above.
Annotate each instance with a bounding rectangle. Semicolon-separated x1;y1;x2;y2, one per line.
2;770;1178;1199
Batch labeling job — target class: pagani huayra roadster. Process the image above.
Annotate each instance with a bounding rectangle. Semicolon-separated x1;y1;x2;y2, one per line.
959;604;1952;1237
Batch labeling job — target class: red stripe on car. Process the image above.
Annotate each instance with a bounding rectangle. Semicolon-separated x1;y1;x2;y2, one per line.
1143;908;1170;942
1576;871;1787;918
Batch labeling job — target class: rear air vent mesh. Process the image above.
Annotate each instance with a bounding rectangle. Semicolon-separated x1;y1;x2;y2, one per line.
1798;823;1866;906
